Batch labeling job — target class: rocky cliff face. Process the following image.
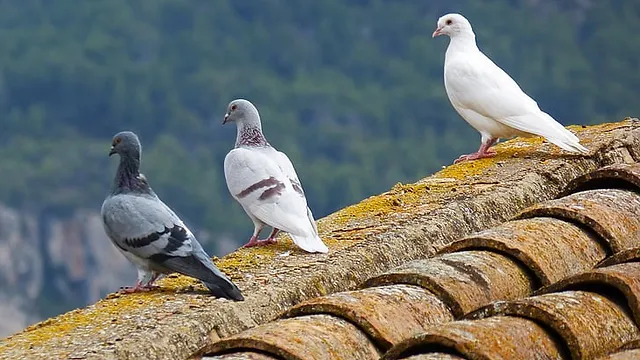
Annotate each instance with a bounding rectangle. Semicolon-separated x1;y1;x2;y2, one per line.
0;204;134;337
0;203;239;338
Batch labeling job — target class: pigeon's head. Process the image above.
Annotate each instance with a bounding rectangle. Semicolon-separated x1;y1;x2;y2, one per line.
222;99;260;126
109;131;141;157
432;13;473;38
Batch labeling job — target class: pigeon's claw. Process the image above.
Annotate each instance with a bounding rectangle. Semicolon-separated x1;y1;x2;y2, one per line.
243;238;277;248
454;150;497;164
120;281;153;293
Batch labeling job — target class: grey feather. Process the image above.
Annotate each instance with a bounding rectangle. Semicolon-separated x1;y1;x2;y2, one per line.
101;131;244;300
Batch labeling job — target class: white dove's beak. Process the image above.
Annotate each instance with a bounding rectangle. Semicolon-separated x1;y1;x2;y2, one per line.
432;27;444;38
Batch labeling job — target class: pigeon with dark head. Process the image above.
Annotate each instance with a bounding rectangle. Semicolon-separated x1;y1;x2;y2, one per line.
101;131;244;300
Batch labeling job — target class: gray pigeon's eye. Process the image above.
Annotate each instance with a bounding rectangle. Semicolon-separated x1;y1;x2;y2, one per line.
231;104;237;111
114;138;121;145
446;19;453;25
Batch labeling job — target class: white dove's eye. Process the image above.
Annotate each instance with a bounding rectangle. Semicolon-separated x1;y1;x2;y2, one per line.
446;19;453;25
231;104;237;111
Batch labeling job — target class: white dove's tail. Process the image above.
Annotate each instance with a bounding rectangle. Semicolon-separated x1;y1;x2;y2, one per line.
503;112;589;155
539;113;589;155
290;232;329;253
290;207;328;253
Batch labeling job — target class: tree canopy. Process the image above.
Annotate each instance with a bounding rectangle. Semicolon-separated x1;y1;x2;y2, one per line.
0;0;638;247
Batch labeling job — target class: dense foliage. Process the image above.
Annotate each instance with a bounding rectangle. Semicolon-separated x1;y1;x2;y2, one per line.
0;0;638;250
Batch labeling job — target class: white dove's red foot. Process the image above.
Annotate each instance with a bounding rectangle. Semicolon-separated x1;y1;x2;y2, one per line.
243;228;280;248
454;139;497;164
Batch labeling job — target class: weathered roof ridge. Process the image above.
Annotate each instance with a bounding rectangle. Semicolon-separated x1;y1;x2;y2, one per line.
197;161;640;360
0;119;638;360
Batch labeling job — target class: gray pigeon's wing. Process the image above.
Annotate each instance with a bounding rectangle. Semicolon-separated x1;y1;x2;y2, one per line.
102;194;194;259
101;194;243;300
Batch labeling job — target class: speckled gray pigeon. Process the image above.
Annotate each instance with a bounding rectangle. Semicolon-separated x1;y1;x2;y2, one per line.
101;131;244;300
222;99;329;253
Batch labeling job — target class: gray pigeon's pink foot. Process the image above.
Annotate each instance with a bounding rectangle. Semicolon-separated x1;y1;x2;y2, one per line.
454;150;497;164
120;281;152;293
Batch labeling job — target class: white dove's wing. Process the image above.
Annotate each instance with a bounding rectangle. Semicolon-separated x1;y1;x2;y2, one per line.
224;148;314;236
445;52;584;150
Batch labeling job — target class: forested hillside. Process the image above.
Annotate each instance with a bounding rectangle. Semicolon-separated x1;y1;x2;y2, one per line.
0;0;639;326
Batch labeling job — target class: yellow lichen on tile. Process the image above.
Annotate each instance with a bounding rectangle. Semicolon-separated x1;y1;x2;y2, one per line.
0;292;165;353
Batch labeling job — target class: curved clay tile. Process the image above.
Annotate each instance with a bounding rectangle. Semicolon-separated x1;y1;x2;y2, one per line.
382;316;564;360
402;354;466;360
363;250;535;317
561;162;640;196
202;352;281;360
466;291;639;359
600;349;640;360
536;262;640;328
598;247;640;268
439;217;607;286
201;314;380;360
515;189;640;253
280;285;454;350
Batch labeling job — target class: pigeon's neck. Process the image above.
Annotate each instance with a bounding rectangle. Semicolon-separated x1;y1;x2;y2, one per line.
112;154;153;195
236;123;270;148
447;33;478;53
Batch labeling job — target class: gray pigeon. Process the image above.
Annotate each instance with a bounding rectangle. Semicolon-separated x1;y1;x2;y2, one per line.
101;131;244;300
222;99;329;253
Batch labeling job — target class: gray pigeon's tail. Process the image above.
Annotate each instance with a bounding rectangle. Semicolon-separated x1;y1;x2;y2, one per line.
157;251;244;301
194;254;244;301
202;277;244;301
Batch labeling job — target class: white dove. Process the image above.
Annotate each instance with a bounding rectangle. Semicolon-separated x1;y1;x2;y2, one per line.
222;99;329;253
432;13;588;163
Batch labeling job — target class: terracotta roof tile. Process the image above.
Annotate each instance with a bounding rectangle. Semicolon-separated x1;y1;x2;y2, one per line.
465;290;638;359
515;189;640;253
562;162;640;196
601;340;640;359
382;316;565;360
363;251;535;317
199;159;640;360
538;262;640;326
439;217;607;286
203;314;380;360
281;285;454;350
212;353;279;360
402;354;466;360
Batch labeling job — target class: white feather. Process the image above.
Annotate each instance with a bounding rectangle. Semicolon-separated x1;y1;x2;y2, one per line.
224;147;328;253
440;13;588;154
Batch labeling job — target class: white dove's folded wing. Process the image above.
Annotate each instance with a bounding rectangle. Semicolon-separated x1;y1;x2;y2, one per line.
446;53;575;139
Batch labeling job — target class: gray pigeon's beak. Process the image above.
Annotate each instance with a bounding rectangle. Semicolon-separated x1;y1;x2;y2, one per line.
222;114;230;125
432;27;443;38
109;147;116;156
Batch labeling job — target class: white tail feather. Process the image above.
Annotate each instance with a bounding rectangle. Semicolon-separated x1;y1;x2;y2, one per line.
290;233;329;253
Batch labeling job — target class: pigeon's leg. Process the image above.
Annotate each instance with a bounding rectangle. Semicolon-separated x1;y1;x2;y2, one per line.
120;280;152;293
258;228;280;244
454;138;498;163
142;272;162;290
243;224;265;248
